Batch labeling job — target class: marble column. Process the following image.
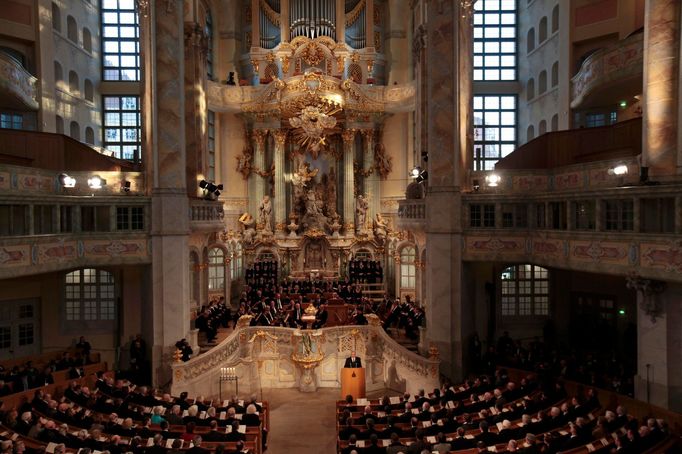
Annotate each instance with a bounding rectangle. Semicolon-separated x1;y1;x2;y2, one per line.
632;279;682;412
273;129;287;234
342;129;357;234
423;1;473;380
250;129;268;217
362;129;380;223
184;19;208;192
643;0;681;175
141;0;191;386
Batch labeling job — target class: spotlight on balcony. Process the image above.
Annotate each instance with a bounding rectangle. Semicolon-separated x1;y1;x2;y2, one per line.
609;164;628;176
472;179;480;191
199;179;223;199
121;180;131;192
410;166;421;178
59;173;76;188
87;175;106;189
485;174;501;187
199;180;209;189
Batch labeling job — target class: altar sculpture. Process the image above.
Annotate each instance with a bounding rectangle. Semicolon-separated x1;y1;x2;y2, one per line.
258;195;273;233
355;195;369;234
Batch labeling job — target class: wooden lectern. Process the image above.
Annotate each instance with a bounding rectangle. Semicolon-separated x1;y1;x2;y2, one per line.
340;367;366;399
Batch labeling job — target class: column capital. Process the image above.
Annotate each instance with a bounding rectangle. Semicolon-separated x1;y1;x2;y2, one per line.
342;129;357;144
360;129;375;142
273;129;288;146
252;129;269;146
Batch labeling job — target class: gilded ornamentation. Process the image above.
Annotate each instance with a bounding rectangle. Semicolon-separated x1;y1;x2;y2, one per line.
345;0;366;26
289;106;339;155
341;129;357;144
236;143;253;179
374;140;392;179
259;0;281;25
280;55;291;74
300;42;325;66
251;59;260;74
335;55;345;73
252;129;268;146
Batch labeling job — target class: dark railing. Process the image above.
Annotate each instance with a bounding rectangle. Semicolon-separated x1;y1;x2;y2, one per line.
496;118;642;170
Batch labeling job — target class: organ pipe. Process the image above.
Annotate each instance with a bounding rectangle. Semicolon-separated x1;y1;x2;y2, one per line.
289;0;336;39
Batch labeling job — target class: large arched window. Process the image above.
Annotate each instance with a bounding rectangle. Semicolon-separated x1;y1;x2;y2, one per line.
84;79;94;102
208;248;225;290
64;269;116;321
400;246;416;289
82;27;92;53
538;70;547;94
551;5;559;34
551;61;559;87
538;16;548;43
67;15;78;43
526;28;535;54
230;243;243;280
52;2;61;32
68;70;79;95
500;264;549;316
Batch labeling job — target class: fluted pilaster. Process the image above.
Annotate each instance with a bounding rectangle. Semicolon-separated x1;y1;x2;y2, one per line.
362;129;379;222
273;129;287;233
342;129;357;233
250;129;268;215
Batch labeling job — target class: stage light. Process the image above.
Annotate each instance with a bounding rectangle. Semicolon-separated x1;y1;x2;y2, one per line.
485;174;501;187
416;170;428;183
618;309;626;315
410;166;421;178
472;179;480;191
121;181;131;192
609;164;628;176
87;175;106;189
199;180;209;189
619;100;627;108
59;173;76;188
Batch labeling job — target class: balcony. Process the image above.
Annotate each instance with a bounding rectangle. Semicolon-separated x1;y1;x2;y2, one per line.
495;118;642;170
190;198;225;232
571;30;643;109
0;50;38;110
397;199;426;231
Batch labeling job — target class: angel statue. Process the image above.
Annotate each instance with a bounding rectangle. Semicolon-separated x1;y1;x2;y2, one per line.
374;213;389;241
291;161;319;188
374;141;392;179
239;213;256;244
289;106;338;158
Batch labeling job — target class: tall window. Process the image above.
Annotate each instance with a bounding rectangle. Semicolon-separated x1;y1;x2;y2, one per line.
473;0;517;81
230;243;243;280
103;95;141;160
207;110;216;181
399;246;416;289
500;264;549;316
473;95;517;170
64;269;116;321
205;10;214;80
208;248;225;290
102;0;140;81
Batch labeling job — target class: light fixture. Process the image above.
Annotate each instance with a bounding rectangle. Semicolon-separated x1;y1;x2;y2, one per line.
609;164;628;176
121;181;131;192
619;100;628;108
410;167;421;178
199;179;223;199
59;173;76;188
472;179;480;191
416;170;428;184
199;180;209;189
618;309;626;316
485;174;501;187
87;175;106;189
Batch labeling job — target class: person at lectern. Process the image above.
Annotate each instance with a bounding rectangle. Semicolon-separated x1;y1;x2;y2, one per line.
344;351;362;368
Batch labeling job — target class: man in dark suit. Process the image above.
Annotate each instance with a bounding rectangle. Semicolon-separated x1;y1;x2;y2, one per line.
344;351;362;368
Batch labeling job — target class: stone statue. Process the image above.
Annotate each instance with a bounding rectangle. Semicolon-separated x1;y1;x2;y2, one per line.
239;213;256;244
258;195;273;232
374;212;389;241
301;190;328;232
374;141;392;179
355;195;369;234
236;146;253;179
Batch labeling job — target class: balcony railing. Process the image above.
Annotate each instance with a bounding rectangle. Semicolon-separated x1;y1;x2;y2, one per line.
0;51;38;110
571;31;643;109
190;199;225;231
396;199;426;231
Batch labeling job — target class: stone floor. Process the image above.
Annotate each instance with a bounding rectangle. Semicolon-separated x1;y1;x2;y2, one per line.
262;387;389;454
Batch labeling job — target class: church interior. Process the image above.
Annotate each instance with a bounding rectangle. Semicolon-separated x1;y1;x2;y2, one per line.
0;0;681;452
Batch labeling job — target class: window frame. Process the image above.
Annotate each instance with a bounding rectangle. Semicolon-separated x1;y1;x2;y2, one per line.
500;264;550;317
63;269;117;330
208;247;226;291
102;95;141;160
101;0;140;81
399;246;416;290
473;94;517;170
473;0;518;82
